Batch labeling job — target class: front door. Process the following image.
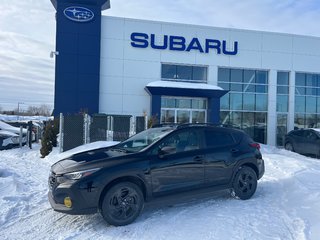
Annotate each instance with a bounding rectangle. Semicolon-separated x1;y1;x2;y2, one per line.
149;129;205;196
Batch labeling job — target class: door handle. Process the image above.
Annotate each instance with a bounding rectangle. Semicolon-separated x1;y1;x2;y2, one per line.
193;155;204;162
231;148;239;153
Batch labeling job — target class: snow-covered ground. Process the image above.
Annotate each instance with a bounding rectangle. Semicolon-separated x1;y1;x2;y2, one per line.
0;143;320;240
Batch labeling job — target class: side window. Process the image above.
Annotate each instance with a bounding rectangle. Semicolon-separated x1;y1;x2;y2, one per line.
205;130;235;148
305;131;317;141
157;130;202;153
293;130;304;137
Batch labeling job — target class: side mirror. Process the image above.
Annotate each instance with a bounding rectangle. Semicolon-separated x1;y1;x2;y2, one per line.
158;146;176;158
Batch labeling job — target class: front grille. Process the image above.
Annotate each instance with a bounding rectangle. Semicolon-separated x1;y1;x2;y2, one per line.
48;171;58;190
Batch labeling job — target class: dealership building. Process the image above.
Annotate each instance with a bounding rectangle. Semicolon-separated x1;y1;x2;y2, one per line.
51;0;320;146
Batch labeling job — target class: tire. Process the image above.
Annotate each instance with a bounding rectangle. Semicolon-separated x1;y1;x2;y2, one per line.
285;142;294;152
101;182;144;226
232;166;257;200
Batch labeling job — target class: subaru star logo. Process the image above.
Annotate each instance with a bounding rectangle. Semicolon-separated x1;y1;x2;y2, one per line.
63;6;94;22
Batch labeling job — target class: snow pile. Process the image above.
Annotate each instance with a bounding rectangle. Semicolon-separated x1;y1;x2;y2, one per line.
0;144;320;240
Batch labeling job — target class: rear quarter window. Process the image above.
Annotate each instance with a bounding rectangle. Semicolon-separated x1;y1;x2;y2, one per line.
231;131;243;143
205;130;235;148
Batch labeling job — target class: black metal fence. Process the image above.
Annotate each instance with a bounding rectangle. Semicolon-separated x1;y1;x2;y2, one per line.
60;114;147;152
62;115;84;151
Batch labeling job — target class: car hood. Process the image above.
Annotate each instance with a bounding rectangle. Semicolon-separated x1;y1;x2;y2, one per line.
51;148;129;175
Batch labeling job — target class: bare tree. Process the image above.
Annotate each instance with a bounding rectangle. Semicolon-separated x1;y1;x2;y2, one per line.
38;104;51;116
26;104;52;116
27;106;39;115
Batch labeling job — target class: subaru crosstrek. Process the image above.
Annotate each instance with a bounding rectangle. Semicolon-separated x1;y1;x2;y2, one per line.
48;124;265;226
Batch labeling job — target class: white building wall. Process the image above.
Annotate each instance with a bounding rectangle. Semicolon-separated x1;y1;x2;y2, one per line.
100;16;320;145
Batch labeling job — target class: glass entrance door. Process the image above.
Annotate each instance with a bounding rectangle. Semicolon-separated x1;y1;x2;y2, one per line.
161;97;207;124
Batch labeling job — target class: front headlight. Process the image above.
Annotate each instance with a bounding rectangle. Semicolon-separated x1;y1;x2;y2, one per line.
11;136;20;144
63;168;101;180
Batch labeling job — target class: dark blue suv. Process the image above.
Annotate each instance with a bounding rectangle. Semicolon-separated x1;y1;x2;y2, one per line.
48;124;265;226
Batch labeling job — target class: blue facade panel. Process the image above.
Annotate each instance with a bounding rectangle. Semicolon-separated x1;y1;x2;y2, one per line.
52;0;108;115
208;98;221;123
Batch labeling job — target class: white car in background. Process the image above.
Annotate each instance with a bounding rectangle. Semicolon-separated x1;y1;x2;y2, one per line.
0;121;27;150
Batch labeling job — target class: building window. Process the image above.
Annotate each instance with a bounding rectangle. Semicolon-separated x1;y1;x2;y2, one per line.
277;71;289;113
276;71;289;146
161;97;207;124
161;64;207;83
294;72;320;129
277;114;287;146
218;67;268;144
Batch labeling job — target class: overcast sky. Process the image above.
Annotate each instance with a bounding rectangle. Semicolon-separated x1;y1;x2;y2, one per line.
0;0;320;111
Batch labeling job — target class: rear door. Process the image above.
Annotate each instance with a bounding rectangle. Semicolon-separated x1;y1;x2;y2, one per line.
290;130;306;153
302;130;320;155
203;128;238;186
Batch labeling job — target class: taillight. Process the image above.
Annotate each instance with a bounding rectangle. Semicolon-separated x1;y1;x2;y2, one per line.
249;143;260;150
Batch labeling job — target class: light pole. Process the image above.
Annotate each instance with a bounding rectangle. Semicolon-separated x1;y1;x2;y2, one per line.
17;102;24;121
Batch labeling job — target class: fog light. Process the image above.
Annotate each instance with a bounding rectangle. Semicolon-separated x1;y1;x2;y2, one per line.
64;197;72;208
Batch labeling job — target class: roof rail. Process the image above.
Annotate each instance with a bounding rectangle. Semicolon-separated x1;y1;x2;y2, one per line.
151;123;179;128
176;123;221;129
151;122;241;129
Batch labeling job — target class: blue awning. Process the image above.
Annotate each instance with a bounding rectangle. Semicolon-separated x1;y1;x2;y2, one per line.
145;81;228;98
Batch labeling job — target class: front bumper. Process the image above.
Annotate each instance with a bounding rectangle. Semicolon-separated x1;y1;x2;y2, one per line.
48;191;97;215
48;178;101;215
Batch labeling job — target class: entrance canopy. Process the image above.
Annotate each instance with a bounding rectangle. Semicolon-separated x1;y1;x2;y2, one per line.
145;81;228;124
145;81;227;98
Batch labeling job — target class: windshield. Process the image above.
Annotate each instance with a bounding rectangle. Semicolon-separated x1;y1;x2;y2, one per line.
114;127;173;153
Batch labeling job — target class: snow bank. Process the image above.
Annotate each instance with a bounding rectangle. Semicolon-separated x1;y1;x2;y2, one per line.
0;144;320;240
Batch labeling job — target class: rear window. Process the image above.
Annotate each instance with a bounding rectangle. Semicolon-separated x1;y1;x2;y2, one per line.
205;130;235;147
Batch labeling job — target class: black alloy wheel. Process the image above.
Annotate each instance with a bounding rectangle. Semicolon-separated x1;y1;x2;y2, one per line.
101;182;144;226
285;142;294;152
232;166;257;200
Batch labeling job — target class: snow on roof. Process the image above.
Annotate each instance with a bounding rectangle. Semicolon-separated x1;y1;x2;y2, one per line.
0;130;18;137
0;114;52;122
146;81;224;90
0;120;27;134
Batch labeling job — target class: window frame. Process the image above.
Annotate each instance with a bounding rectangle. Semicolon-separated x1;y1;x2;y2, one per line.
161;63;208;83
